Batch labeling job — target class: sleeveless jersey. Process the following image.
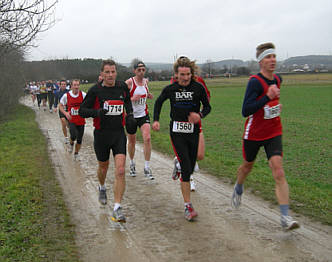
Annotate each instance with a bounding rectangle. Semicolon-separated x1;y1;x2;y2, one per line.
67;91;86;125
243;74;282;141
130;77;149;118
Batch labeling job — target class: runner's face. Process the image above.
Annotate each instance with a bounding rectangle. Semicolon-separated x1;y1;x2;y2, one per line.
71;81;80;93
135;66;146;79
260;54;276;73
60;82;66;89
176;67;191;86
102;65;117;86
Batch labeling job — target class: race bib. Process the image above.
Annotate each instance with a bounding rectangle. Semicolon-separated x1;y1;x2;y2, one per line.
70;108;79;116
172;121;194;133
134;97;147;105
264;104;280;119
104;100;124;116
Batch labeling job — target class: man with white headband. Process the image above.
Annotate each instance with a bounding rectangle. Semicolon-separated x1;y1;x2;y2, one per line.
231;42;300;230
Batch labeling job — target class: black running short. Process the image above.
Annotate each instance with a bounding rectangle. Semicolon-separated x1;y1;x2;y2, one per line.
93;128;127;162
130;114;150;135
242;135;283;162
59;110;67;119
69;123;85;144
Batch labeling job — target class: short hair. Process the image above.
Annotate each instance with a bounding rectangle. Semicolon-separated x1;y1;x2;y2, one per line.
71;79;80;85
256;42;275;59
60;80;67;84
101;59;116;72
173;56;196;80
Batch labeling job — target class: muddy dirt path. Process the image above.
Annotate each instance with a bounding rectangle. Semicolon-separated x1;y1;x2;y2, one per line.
23;97;331;262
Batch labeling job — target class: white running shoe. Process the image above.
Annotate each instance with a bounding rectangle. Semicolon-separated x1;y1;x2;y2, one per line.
172;157;181;180
144;167;154;180
68;144;74;153
129;163;136;177
281;215;300;230
190;177;196;191
73;153;79;161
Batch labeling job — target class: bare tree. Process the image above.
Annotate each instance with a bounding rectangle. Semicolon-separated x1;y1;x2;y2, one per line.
0;0;57;55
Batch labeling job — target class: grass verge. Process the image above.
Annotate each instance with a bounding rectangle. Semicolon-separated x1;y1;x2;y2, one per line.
0;104;79;262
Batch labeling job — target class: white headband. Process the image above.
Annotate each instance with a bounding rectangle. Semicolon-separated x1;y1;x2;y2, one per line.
257;48;276;62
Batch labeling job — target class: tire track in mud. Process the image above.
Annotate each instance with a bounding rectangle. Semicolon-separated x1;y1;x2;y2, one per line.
23;97;332;262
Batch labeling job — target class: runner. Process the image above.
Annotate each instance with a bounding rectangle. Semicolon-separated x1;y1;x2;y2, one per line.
171;65;211;191
79;60;134;223
35;82;42;109
152;56;211;221
29;82;38;106
54;80;70;144
46;80;56;113
59;79;86;160
125;61;154;180
39;81;48;111
231;42;300;230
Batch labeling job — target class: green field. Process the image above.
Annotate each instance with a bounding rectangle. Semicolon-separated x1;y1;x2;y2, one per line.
0;105;79;262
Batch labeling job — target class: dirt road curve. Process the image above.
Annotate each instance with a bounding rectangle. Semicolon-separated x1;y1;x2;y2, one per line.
23;97;331;262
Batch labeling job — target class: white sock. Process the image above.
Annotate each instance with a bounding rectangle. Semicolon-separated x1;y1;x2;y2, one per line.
114;203;121;211
99;184;106;190
184;202;191;207
130;159;135;165
145;161;150;169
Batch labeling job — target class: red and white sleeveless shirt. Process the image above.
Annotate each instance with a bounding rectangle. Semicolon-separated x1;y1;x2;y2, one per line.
243;74;282;141
67;91;86;126
130;77;149;118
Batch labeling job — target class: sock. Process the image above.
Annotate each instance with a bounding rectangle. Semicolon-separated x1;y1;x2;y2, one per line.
280;204;289;216
184;202;191;207
130;159;135;165
235;183;244;195
99;184;106;190
74;152;78;155
176;162;181;170
114;203;121;211
145;161;150;169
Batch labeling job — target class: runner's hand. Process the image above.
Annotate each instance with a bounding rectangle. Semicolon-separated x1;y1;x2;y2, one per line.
65;112;72;121
266;84;280;100
188;112;200;124
152;121;160;131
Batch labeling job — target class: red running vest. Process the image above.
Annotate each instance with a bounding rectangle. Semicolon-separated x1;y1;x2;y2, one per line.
243;74;282;141
67;91;86;125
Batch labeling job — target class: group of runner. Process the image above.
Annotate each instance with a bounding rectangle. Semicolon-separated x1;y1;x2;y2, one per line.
28;42;300;230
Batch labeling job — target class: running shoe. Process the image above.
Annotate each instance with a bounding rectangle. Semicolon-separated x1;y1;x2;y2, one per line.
172;157;181;180
111;207;126;222
190;177;196;192
281;215;300;230
49;109;53;113
184;203;198;221
144;167;154;180
68;144;74;153
73;153;79;161
194;162;200;172
129;163;136;177
231;183;242;209
98;186;107;205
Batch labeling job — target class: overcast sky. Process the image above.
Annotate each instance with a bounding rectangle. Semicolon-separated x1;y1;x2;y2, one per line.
27;0;332;64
